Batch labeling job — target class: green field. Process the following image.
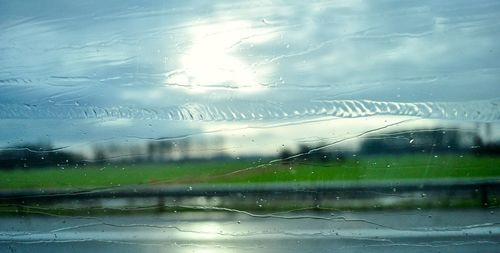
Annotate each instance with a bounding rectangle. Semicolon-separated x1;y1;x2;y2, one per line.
0;154;499;189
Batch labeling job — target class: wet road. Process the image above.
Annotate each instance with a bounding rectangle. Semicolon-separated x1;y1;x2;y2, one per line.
1;209;499;253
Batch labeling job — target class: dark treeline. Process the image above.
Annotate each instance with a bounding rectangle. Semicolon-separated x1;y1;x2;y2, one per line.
359;128;499;155
1;128;498;170
0;137;225;170
359;129;480;154
92;137;224;164
279;144;346;164
0;143;84;170
279;128;499;163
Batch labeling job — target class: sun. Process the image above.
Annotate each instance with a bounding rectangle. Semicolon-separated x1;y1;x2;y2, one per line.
165;20;274;93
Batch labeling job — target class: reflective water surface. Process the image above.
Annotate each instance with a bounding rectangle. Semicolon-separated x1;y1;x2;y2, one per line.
2;210;499;253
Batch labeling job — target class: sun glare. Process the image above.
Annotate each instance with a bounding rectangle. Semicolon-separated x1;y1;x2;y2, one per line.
165;20;274;93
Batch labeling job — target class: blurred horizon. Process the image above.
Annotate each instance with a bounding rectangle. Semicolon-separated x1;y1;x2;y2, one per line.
1;121;498;169
1;0;500;152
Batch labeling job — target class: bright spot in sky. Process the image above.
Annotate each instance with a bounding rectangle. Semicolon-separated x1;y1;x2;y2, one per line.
165;20;274;93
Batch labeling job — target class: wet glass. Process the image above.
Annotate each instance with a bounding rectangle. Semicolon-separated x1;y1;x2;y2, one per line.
1;1;499;252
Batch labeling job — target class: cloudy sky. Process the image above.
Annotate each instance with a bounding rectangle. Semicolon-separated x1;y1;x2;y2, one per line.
0;0;499;155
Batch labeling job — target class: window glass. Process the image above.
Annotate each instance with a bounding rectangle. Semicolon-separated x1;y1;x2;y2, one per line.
1;1;499;252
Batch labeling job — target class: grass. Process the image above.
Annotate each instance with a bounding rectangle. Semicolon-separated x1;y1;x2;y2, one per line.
213;154;500;184
0;154;499;189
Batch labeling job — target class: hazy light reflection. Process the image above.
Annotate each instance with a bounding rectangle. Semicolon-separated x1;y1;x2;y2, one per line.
165;20;275;93
186;222;223;240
